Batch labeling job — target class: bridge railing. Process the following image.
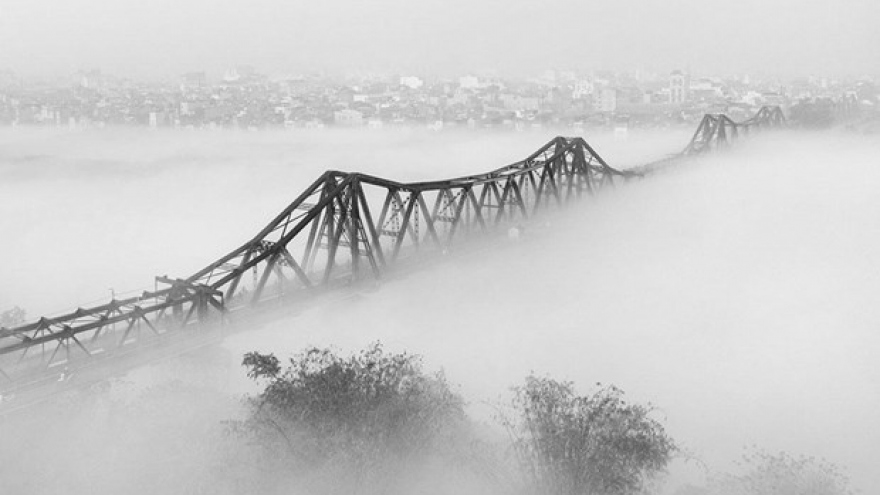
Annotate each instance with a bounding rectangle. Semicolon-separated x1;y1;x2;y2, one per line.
0;106;785;383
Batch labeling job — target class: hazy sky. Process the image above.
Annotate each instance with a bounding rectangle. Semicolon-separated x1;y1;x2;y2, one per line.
1;0;878;79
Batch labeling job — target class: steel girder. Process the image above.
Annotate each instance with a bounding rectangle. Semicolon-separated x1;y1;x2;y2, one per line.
0;136;631;379
179;136;633;306
683;105;786;155
0;106;786;381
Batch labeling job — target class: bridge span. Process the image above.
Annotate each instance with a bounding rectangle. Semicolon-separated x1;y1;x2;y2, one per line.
0;106;785;391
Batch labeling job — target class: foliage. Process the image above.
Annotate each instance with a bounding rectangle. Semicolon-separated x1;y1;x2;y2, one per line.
714;448;852;495
503;375;676;495
233;342;467;490
0;306;26;328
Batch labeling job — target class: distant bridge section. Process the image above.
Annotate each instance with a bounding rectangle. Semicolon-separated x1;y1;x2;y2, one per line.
0;106;785;385
628;105;786;176
683;106;786;155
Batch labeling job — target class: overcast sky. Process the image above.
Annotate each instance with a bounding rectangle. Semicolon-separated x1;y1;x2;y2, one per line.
1;0;878;79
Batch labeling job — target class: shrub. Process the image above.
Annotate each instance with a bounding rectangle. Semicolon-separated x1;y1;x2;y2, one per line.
504;375;676;495
715;448;852;495
0;306;26;328
233;342;467;491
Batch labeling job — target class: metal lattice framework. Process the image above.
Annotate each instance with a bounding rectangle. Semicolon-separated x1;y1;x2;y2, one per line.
683;106;786;155
0;106;786;384
0;136;631;380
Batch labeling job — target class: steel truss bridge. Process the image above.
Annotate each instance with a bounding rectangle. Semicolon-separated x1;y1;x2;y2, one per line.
0;106;785;386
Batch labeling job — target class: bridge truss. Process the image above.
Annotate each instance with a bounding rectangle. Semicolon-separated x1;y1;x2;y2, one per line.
0;106;785;384
683;105;786;155
0;137;631;379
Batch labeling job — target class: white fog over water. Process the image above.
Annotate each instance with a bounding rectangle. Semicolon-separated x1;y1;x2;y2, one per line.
0;127;688;315
1;127;878;493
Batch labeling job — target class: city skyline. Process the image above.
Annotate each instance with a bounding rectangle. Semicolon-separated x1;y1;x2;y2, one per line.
3;62;867;133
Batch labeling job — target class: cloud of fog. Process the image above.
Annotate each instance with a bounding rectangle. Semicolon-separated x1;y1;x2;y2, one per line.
0;125;689;315
2;127;878;493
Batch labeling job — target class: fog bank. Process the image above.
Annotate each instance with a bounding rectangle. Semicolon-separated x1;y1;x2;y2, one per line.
2;128;878;493
0;126;687;315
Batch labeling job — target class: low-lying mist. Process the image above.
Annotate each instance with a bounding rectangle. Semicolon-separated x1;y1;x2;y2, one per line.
0;125;689;316
1;126;878;494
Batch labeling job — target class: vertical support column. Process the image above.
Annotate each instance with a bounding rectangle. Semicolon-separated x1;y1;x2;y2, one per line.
349;181;361;280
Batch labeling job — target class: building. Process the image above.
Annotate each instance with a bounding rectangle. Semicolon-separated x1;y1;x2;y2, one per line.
459;75;480;89
399;76;424;90
594;88;618;113
180;72;207;91
148;111;166;128
334;109;363;126
500;94;540;112
669;70;689;104
222;68;241;83
572;80;594;99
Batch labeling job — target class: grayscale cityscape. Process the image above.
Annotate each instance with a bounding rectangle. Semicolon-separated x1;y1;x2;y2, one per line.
1;1;878;494
0;67;875;131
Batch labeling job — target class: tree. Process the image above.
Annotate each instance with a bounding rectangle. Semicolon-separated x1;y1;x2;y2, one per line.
503;375;676;495
714;448;852;495
233;342;468;493
0;306;26;328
